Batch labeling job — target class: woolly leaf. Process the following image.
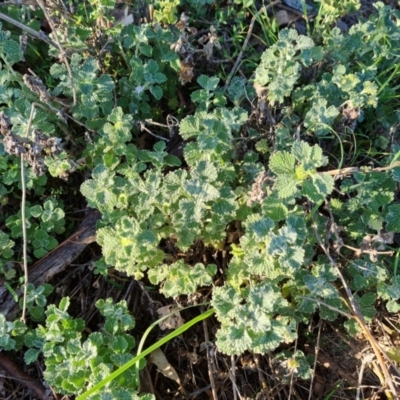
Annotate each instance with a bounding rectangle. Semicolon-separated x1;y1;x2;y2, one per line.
212;285;243;323
198;75;220;91
150;85;163;100
245;215;274;239
273;175;298;199
385;204;400;231
261;197;288;221
269;151;296;175
302;173;334;202
150;261;216;297
24;348;41;364
291;141;329;170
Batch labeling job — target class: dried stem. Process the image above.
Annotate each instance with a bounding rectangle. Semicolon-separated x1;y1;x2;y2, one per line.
20;102;37;322
325;161;400;177
308;322;322;400
224;0;281;88
0;11;59;49
310;204;399;399
202;314;218;400
36;0;77;106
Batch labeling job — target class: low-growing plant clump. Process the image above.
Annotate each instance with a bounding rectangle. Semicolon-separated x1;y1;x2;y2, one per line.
0;0;400;399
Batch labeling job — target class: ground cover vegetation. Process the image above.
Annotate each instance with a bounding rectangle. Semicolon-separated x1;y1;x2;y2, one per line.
0;0;400;398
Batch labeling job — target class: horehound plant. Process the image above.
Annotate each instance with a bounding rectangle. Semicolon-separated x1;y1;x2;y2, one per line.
0;0;399;399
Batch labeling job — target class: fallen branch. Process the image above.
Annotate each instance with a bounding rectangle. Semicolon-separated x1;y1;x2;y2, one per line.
0;210;101;320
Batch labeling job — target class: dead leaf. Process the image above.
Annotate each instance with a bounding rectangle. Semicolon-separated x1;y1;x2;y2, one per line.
186;351;199;364
112;7;133;26
275;10;291;26
148;348;181;385
157;305;184;330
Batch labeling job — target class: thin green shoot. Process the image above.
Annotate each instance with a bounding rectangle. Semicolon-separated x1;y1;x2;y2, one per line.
322;381;341;400
77;308;215;400
377;64;400;96
301;0;312;38
134;302;212;388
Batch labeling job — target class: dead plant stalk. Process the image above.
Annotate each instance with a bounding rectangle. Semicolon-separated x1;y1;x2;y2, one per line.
311;203;399;400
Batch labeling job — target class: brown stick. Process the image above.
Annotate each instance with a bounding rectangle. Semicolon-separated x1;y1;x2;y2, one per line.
324;161;400;177
0;210;101;320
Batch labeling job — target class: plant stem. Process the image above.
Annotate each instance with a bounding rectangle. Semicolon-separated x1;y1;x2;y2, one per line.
0;11;58;49
20;102;36;322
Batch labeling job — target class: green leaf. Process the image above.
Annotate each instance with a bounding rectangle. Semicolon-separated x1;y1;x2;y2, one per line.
274;174;298;199
191;89;208;104
386;300;400;313
211;285;243;323
30;205;43;218
112;335;128;354
149;261;216;297
150;85;163;100
24;348;41;364
197;75;220;92
215;323;254;355
304;99;339;136
0;230;14;258
245;215;274;239
291;141;329;170
59;297;70;312
184;179;219;202
385;204;400;231
269;151;296;175
261;196;288;221
302;173;334;202
2;37;22;65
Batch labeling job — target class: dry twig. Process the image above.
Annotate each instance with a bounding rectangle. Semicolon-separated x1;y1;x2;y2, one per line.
310;202;399;399
202;312;218;400
224;0;281;88
36;0;77;106
0;11;59;49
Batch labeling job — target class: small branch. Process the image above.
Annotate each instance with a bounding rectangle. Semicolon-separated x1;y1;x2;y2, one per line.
144;119;170;128
308;322;322;400
202;314;218;400
20;102;37;322
325;161;400;177
224;0;281;88
298;296;355;319
36;0;77;106
231;356;238;400
342;244;394;258
0;11;59;49
139;121;169;141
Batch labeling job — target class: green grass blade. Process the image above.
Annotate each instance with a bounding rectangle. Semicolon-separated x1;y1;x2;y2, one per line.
77;308;215;400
